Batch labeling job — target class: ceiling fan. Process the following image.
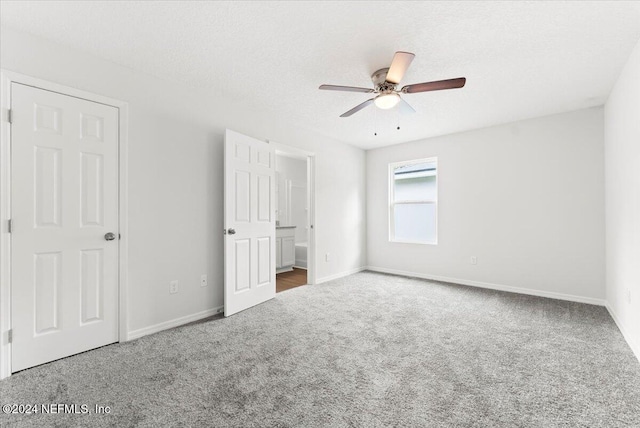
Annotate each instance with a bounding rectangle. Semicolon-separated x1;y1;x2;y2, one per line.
319;51;466;117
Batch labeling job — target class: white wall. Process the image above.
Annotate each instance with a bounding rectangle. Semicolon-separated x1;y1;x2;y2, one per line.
0;27;367;334
604;38;640;359
275;154;307;243
367;108;605;303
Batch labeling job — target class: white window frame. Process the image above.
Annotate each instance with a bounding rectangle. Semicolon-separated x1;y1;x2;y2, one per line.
388;157;438;245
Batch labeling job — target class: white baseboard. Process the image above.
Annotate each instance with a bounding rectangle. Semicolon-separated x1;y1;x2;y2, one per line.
365;266;606;306
127;306;223;341
606;304;640;364
316;266;367;284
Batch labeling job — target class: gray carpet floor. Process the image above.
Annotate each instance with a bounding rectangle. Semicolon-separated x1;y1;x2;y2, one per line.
1;271;639;427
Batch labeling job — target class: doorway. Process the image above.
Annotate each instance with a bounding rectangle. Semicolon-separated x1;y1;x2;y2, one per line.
223;132;315;316
273;145;315;293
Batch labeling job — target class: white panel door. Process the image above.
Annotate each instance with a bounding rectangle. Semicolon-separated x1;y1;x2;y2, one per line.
224;129;275;316
11;83;119;372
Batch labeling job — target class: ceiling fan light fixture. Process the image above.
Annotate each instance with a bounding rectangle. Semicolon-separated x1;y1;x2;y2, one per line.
374;92;400;110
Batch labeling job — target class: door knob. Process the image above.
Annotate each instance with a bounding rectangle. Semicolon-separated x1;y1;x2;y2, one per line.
104;232;116;241
228;228;236;235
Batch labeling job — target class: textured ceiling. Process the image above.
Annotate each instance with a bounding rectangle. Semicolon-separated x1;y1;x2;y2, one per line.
1;1;639;149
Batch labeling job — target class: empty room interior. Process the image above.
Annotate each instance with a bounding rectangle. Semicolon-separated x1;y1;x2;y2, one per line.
0;1;639;426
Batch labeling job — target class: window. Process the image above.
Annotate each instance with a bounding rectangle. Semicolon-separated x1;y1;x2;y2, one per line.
389;157;437;244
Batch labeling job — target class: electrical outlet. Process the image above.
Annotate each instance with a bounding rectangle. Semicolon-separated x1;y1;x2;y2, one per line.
471;256;477;265
325;253;330;262
170;280;178;294
200;274;208;287
627;288;632;304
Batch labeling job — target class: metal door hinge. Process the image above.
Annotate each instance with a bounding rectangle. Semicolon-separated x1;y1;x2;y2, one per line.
7;109;12;124
7;219;11;233
7;329;12;343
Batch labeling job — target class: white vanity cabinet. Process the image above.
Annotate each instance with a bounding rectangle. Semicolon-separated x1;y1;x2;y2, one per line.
276;227;296;273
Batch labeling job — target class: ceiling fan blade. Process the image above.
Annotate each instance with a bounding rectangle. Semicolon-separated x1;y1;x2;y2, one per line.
385;51;415;84
319;84;374;93
398;97;416;115
340;99;374;117
402;77;466;94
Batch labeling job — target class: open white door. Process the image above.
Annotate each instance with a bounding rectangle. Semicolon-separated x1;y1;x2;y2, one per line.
224;130;276;316
11;83;119;372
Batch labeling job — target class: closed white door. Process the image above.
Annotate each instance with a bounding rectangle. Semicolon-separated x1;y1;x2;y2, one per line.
224;129;276;316
11;83;119;372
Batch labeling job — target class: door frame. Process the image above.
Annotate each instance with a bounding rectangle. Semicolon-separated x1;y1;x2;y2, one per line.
0;70;130;379
269;141;316;285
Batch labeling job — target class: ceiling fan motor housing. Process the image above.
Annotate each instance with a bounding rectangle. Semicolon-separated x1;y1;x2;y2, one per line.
371;68;397;92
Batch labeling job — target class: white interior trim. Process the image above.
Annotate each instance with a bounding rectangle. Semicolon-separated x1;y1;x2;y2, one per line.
273;143;313;160
269;140;317;286
0;70;129;379
316;267;367;284
127;306;224;341
366;266;607;306
606;304;640;364
0;72;12;380
118;101;130;342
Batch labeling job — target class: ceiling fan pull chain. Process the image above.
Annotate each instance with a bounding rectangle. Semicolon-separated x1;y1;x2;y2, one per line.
373;107;378;136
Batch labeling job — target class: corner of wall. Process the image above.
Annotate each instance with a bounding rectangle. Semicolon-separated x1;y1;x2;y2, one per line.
603;34;640;364
606;304;640;363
